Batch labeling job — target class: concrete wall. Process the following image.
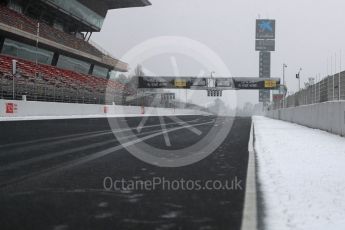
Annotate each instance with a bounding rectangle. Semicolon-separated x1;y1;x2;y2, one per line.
266;101;345;136
0;99;209;121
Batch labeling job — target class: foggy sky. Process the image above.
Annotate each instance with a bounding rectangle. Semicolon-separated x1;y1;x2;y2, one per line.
92;0;345;107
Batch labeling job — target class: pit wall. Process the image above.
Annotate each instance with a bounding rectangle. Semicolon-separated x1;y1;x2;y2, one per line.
0;99;210;121
266;101;345;136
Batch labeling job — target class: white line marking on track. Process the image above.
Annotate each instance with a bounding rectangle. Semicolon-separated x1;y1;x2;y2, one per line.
0;118;215;188
0;129;162;172
0;118;199;152
169;116;202;136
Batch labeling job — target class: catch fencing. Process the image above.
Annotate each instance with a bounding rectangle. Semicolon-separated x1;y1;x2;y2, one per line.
273;71;345;109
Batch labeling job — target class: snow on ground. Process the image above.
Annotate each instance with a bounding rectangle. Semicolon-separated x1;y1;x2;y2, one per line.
253;116;345;230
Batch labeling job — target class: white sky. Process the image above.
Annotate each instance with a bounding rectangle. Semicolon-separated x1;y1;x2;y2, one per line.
92;0;345;107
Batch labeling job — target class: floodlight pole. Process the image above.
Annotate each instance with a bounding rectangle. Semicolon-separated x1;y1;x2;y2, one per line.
296;68;302;91
35;22;40;74
12;59;17;100
282;64;287;108
333;53;336;100
12;76;15;100
298;77;301;91
339;50;342;100
210;71;215;88
297;68;302;91
283;63;287;86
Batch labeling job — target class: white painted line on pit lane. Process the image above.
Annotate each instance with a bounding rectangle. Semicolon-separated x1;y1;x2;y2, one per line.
240;122;258;230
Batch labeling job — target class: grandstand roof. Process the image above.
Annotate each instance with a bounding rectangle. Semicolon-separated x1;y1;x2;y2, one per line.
105;0;152;10
76;0;151;16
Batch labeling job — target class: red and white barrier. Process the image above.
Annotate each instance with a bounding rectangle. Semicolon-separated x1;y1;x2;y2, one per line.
0;99;209;121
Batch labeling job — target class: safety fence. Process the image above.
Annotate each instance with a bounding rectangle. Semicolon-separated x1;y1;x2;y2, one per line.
0;75;125;105
272;71;345;109
0;75;181;109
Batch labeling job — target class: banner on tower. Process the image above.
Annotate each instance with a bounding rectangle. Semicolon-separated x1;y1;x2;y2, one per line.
256;19;276;39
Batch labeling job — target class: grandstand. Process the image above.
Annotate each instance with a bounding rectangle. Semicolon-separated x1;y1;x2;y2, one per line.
0;0;151;104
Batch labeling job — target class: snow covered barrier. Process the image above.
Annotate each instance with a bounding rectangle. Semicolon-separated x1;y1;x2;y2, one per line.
266;101;345;136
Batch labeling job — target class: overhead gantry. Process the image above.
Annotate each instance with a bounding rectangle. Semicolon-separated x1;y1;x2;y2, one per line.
138;76;280;97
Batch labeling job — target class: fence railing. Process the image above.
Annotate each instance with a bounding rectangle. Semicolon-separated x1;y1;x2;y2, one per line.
0;75;178;108
0;75;126;105
272;71;345;109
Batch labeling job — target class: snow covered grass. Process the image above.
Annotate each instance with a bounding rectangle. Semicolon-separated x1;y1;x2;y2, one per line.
253;116;345;230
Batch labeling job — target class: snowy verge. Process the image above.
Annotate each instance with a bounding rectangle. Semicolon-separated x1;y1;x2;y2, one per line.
253;116;345;230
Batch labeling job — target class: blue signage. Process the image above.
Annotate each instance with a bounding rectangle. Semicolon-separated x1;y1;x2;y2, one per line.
256;19;275;39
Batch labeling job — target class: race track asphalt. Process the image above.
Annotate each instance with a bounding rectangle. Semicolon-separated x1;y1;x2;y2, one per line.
0;115;251;230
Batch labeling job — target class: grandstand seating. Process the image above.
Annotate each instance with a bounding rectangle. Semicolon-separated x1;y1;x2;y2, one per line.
0;5;103;58
0;6;138;105
0;55;131;104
